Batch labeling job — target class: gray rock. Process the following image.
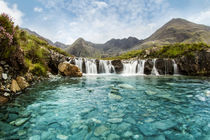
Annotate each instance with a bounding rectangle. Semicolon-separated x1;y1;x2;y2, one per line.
107;134;120;140
2;73;7;80
3;92;10;97
94;125;109;136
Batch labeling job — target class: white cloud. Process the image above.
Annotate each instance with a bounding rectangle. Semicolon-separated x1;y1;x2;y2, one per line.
0;0;23;25
34;7;43;13
188;9;210;25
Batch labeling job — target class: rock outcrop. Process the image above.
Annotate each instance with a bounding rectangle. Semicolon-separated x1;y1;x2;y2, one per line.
58;63;82;77
144;59;153;75
155;59;174;75
111;60;123;74
176;50;210;76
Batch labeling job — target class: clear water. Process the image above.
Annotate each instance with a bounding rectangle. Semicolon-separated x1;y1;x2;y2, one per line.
0;75;210;140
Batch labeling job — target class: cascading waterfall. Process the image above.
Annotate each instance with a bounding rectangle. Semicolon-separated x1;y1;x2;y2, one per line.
151;59;159;75
85;59;97;74
172;59;178;75
99;60;115;74
73;58;178;75
137;60;145;75
74;58;115;74
122;60;145;75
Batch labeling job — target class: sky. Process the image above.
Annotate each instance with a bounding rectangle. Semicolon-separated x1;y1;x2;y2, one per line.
1;0;210;44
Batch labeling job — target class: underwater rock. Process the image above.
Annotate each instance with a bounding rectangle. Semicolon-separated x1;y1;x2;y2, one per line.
108;118;123;123
0;96;8;105
56;134;68;140
107;134;120;140
118;84;135;90
94;125;109;136
14;118;29;126
108;93;122;100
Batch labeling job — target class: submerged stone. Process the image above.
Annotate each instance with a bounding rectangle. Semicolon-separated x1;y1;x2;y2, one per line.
108;93;122;100
94;125;109;136
138;123;158;136
123;131;133;138
108;118;123;123
144;135;165;140
118;84;135;90
153;119;177;131
14;118;29;126
107;134;120;140
56;134;68;140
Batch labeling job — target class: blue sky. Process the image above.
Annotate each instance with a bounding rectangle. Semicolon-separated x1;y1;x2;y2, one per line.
1;0;210;44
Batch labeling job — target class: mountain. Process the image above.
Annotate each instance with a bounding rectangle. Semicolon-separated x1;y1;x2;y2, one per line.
65;37;142;57
65;38;101;57
54;41;68;49
133;18;210;49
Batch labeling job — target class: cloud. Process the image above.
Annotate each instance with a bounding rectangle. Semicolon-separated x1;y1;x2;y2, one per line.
189;9;210;25
0;0;23;25
34;7;43;13
34;0;171;44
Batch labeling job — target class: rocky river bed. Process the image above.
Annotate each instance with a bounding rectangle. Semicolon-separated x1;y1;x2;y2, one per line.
0;75;210;140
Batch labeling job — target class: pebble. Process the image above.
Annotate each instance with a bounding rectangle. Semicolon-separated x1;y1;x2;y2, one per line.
205;90;210;97
29;135;40;140
2;73;7;80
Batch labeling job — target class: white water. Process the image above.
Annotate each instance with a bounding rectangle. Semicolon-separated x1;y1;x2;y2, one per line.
99;60;115;74
151;59;159;75
172;59;178;75
73;58;178;75
85;59;97;74
122;60;145;75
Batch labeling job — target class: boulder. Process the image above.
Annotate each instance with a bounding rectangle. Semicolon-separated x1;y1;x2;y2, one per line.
10;80;21;93
24;73;33;83
155;59;174;75
58;63;82;77
144;59;153;75
16;76;29;90
111;60;123;74
0;96;8;105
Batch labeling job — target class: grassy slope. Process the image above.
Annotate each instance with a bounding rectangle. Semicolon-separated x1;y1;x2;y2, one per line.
105;43;210;60
16;29;70;76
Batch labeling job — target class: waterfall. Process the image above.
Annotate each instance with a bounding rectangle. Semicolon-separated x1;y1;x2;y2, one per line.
172;59;178;75
75;58;83;71
122;60;145;75
151;59;159;75
74;58;115;74
122;60;138;75
137;60;145;75
99;60;115;74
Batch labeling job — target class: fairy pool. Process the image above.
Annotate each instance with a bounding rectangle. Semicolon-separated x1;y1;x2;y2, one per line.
0;75;210;140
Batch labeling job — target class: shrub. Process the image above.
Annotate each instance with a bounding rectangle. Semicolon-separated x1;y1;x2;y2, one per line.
30;63;47;76
0;13;16;57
